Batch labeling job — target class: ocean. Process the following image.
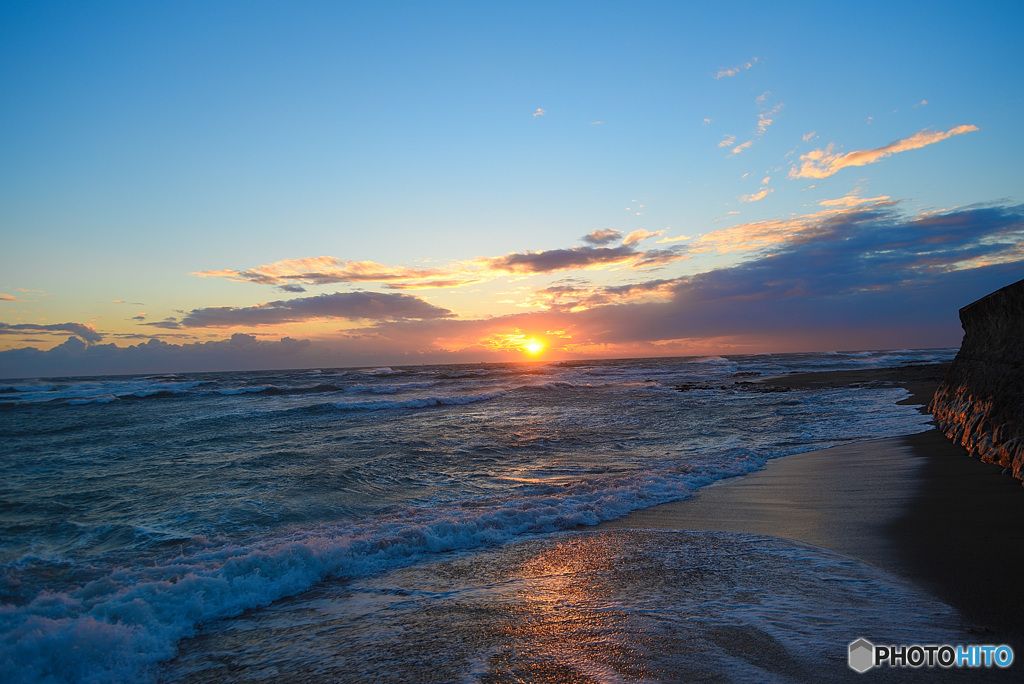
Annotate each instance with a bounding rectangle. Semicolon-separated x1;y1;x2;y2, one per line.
1;350;967;682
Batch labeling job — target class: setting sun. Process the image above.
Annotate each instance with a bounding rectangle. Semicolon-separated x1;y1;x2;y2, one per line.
523;339;546;356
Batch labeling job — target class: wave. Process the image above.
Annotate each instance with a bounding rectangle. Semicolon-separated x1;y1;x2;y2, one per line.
686;355;734;365
521;381;584;391
346;381;438;395
360;367;401;376
0;380;207;406
0;380;358;406
0;451;766;683
325;391;506;412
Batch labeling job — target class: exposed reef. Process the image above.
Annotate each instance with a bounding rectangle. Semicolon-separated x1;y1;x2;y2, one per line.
930;279;1024;480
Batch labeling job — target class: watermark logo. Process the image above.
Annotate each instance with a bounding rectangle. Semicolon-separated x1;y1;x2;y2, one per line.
849;638;1014;672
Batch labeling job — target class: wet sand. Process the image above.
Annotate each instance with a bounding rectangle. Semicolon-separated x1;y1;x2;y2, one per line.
598;363;1024;651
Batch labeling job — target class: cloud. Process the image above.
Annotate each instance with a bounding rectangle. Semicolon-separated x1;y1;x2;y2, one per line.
757;103;783;136
656;234;692;244
0;293;25;302
277;283;308;293
740;189;772;203
199;238;688;292
384;279;479;291
0;322;102;343
789;125;979;179
533;108;546;117
481;244;686;275
718;135;736;148
622;229;666;245
194;256;452;288
385;203;1024;357
691;198;899;254
716;57;758;79
141;318;185;330
582;229;623;245
0;334;318;378
526;278;679;312
5;203;1023;378
818;193;891;208
555;203;1024;351
731;140;753;154
175;291;454;328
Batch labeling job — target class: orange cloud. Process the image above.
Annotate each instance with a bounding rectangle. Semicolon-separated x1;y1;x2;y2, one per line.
731;140;753;154
789;125;979;179
195;257;462;290
739;189;772;203
623;229;666;245
818;193;891;208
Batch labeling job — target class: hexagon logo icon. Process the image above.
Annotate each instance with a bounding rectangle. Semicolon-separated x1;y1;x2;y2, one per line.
849;638;875;673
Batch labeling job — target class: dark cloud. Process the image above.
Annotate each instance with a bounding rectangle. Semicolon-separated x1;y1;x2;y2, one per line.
582;229;623;245
178;291;454;328
276;283;307;293
566;203;1024;347
142;318;185;329
485;244;685;274
0;322;102;343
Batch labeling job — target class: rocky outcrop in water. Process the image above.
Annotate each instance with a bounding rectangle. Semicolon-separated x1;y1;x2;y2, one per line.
930;279;1024;480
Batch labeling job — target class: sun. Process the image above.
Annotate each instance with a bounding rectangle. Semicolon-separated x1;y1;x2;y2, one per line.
523;339;546;356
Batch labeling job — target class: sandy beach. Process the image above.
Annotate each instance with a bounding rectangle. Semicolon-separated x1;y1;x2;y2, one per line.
598;363;1024;654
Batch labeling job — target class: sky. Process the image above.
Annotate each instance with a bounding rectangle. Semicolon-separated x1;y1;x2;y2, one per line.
2;0;1023;377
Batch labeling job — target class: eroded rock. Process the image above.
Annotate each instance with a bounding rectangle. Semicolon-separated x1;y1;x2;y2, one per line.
930;278;1024;480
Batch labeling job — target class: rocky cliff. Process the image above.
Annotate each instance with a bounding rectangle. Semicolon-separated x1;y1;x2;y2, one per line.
930;278;1024;480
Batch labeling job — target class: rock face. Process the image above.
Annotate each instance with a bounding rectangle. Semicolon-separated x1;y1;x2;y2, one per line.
930;278;1024;479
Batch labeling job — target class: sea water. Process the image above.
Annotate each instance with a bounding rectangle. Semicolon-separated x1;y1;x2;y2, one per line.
0;350;963;682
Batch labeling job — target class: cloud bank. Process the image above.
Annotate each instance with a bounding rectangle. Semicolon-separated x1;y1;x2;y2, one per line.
3;203;1021;379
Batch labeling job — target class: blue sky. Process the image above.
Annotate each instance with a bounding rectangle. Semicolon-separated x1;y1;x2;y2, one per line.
2;1;1022;376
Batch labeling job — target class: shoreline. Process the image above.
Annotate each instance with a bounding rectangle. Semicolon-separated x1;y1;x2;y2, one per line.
596;363;1024;651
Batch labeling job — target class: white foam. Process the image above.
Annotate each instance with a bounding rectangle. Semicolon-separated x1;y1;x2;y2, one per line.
362;367;400;376
0;454;767;682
